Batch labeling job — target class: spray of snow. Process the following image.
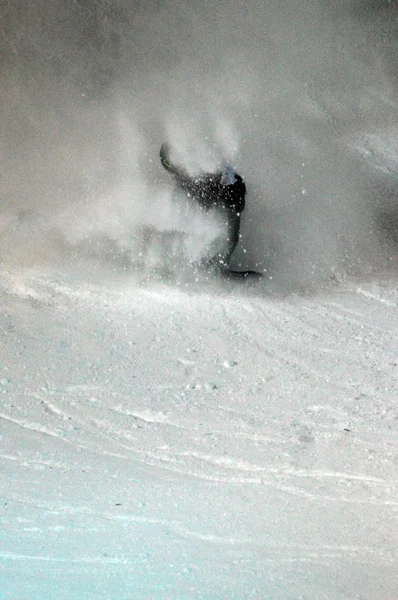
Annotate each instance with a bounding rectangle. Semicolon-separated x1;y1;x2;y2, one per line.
1;0;397;283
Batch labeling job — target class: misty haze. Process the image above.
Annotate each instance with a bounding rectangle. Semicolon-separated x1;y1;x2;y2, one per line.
2;0;397;284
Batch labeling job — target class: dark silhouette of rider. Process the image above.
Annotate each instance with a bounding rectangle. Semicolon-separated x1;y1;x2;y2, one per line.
160;142;246;268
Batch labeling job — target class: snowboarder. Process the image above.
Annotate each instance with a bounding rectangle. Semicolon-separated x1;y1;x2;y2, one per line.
159;142;246;269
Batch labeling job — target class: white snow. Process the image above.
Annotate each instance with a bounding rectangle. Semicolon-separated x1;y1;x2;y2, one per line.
1;266;397;599
2;1;398;597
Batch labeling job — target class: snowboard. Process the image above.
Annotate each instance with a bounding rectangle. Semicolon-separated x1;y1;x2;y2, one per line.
218;269;264;280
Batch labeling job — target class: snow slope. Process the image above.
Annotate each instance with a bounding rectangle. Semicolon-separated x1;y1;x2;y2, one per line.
2;0;397;597
1;266;397;599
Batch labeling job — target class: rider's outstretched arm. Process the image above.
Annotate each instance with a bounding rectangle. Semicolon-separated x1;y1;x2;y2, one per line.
160;143;190;181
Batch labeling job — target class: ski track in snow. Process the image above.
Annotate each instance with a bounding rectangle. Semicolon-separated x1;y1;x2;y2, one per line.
1;267;398;599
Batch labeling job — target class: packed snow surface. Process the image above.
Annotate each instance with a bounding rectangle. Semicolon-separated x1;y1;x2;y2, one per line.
1;266;397;599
